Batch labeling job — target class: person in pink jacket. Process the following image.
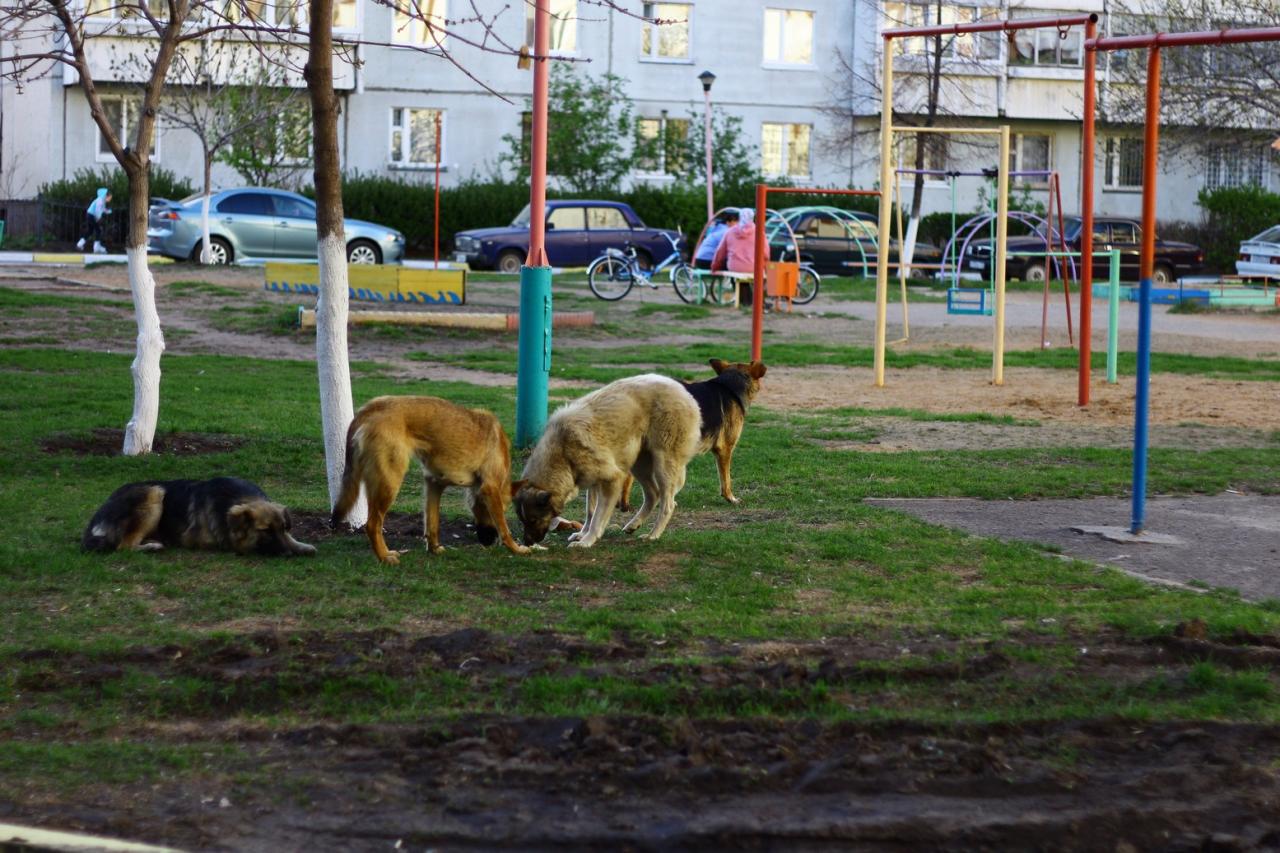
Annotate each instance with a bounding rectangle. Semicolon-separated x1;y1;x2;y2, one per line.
710;207;756;274
711;208;758;304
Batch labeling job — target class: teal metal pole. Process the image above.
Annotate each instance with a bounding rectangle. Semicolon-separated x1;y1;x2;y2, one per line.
1107;249;1120;384
515;265;552;448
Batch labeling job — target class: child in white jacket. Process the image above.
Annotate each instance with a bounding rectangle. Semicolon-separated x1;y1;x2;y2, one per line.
76;187;112;253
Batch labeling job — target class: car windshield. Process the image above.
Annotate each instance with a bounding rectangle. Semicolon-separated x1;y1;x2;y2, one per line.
511;204;532;227
1252;225;1280;244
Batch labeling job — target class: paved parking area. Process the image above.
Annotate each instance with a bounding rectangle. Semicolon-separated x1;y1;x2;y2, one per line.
867;493;1280;600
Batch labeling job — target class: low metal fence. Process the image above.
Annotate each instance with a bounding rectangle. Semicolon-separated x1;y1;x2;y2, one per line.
0;198;127;248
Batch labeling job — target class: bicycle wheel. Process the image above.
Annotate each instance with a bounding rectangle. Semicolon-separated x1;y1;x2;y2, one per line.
706;276;739;306
671;264;704;304
587;255;634;301
792;267;820;305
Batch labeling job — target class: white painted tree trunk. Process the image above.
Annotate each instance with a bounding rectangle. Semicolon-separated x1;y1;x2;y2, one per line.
316;235;367;526
901;214;921;280
122;245;165;455
200;194;212;264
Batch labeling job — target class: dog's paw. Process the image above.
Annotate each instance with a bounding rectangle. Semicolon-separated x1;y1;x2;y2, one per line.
530;543;548;551
136;541;165;552
567;538;596;549
508;543;533;556
428;544;446;555
552;517;583;533
380;551;402;566
567;531;583;543
724;494;741;504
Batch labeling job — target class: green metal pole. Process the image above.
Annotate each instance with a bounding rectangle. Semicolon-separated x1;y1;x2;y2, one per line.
516;265;552;447
1107;249;1120;384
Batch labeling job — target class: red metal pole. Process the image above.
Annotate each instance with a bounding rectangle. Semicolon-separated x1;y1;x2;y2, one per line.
1089;26;1280;50
1053;173;1074;345
1078;17;1097;405
884;13;1094;39
433;112;441;270
526;0;550;267
751;183;767;361
1141;49;1160;283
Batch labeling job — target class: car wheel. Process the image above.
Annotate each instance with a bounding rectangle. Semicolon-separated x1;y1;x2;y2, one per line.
1023;262;1047;283
193;237;233;265
347;240;381;265
497;250;524;274
1153;264;1175;285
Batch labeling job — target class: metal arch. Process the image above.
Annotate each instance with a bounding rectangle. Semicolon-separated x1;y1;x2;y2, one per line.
770;205;876;277
942;211;1077;284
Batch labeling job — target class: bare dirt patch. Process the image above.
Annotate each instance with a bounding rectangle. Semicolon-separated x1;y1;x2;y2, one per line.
291;510;483;552
39;428;246;456
762;365;1280;431
5;627;1280;849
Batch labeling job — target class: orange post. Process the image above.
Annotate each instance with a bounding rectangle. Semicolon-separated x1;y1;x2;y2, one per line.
433;112;442;270
1078;16;1097;405
751;182;767;361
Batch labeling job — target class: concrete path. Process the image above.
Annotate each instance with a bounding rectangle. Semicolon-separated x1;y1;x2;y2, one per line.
866;493;1280;601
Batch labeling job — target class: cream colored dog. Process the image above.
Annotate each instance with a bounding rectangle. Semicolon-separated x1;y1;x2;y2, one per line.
514;374;701;548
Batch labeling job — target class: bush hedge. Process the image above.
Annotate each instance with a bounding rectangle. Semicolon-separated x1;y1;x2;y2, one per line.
1195;185;1280;271
322;175;883;255
39;166;196;209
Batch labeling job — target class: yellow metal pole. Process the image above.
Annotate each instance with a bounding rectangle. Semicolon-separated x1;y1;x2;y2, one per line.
993;124;1010;385
874;42;894;387
893;169;909;344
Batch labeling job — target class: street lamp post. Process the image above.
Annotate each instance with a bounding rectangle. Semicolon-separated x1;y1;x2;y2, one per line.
698;70;716;223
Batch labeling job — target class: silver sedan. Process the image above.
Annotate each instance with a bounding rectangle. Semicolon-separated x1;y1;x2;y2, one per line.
147;187;405;265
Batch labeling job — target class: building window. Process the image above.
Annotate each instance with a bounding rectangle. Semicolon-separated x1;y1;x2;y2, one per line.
641;2;691;60
393;0;444;45
886;4;1001;60
526;0;577;54
894;131;947;173
636;115;689;175
389;107;444;166
1011;12;1083;66
332;0;357;29
763;8;814;66
213;0;309;26
96;97;158;162
1011;133;1052;181
1104;137;1144;189
1203;144;1270;190
762;122;811;177
88;0;167;17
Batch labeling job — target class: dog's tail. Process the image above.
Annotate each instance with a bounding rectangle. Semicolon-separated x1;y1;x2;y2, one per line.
330;416;364;528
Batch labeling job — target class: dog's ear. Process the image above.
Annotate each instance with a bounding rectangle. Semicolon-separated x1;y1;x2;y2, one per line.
748;360;767;379
510;478;526;498
708;358;728;374
535;489;553;510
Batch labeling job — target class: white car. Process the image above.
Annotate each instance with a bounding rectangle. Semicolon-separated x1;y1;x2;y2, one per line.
1236;225;1280;278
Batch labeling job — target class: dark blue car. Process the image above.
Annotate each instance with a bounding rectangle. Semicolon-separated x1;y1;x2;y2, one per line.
452;200;684;273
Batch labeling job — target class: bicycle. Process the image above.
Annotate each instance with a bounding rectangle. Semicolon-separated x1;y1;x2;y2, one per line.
586;232;703;303
698;262;822;307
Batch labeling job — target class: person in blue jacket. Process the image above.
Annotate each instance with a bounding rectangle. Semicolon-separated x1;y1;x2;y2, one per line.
693;208;738;270
76;187;112;254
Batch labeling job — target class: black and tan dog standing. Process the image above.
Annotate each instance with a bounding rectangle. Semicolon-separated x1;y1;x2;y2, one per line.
619;358;767;510
331;395;530;564
82;477;316;557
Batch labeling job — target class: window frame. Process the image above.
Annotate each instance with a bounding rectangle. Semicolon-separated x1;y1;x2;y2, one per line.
885;3;1002;62
1009;11;1084;68
388;106;447;170
635;114;690;177
1103;136;1144;191
1202;143;1271;191
1011;132;1053;186
640;1;692;63
95;96;160;163
391;0;446;49
762;7;816;69
525;0;578;57
761;121;812;179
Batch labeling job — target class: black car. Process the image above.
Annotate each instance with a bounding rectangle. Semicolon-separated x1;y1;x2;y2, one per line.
453;200;685;273
768;208;943;277
966;216;1205;284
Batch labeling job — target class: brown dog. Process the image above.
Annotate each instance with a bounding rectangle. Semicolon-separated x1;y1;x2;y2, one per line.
619;358;767;509
331;396;530;563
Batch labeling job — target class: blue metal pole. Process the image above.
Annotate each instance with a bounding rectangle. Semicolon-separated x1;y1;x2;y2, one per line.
515;265;551;448
1131;273;1152;534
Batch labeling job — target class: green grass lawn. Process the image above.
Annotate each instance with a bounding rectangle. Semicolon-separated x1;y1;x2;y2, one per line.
3;343;1280;751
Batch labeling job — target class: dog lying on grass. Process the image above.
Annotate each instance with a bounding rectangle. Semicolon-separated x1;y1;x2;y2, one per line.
514;374;702;548
82;477;316;557
331;395;530;564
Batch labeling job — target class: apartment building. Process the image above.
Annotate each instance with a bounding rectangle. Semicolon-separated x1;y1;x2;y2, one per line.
2;0;1275;221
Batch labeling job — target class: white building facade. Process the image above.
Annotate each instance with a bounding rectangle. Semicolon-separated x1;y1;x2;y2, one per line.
2;0;1276;222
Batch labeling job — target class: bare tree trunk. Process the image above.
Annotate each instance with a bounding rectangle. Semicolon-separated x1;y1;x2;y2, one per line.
121;161;165;455
200;151;212;264
902;15;946;280
307;0;366;527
